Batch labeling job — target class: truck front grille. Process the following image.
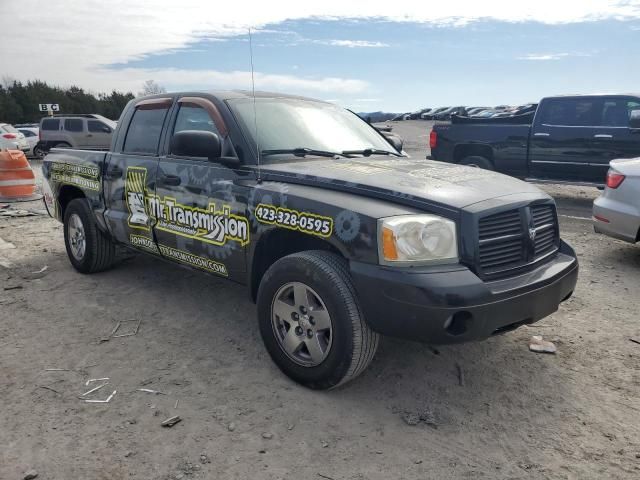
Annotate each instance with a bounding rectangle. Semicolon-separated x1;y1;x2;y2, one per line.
476;202;559;279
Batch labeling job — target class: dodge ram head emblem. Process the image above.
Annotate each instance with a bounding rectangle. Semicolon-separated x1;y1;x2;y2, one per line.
528;227;537;242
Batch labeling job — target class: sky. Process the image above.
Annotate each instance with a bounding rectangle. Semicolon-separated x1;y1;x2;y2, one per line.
2;0;640;112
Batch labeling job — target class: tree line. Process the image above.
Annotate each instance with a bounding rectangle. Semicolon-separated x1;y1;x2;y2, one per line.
0;79;137;124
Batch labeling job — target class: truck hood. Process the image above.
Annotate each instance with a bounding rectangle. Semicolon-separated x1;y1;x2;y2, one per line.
256;157;546;211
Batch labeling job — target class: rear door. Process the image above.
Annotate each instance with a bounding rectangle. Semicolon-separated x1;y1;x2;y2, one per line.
86;119;114;149
529;97;602;182
153;96;248;281
63;118;86;148
102;97;172;250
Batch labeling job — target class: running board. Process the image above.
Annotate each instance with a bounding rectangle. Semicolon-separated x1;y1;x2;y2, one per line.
525;178;604;189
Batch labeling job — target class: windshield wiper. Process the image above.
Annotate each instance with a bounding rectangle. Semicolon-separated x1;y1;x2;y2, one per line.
341;148;402;157
261;148;348;158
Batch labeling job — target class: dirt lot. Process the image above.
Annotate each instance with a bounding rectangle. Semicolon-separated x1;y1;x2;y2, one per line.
1;125;639;479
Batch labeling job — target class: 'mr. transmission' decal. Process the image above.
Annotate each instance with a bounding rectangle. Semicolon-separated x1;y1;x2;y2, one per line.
125;167;249;247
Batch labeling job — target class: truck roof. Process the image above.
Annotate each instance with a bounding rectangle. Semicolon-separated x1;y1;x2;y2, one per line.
139;90;331;103
542;93;640;100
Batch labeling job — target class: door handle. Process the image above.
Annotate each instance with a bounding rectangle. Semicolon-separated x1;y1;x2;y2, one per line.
534;132;550;137
594;134;613;139
105;165;123;179
159;174;182;187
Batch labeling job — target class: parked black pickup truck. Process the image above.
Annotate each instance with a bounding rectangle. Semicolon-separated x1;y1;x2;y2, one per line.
42;91;578;389
430;94;640;185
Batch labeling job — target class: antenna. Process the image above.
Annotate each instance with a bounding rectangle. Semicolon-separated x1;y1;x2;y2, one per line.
248;27;261;183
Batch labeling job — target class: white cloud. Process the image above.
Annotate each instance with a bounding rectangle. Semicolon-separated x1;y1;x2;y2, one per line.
354;98;382;102
1;0;639;96
518;53;571;60
323;40;389;48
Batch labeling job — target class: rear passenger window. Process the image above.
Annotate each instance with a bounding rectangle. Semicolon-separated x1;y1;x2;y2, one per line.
42;119;60;131
539;99;598;127
64;119;84;132
123;105;169;155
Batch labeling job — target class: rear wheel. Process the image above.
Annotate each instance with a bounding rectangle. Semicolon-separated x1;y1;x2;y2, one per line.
63;198;115;273
257;251;379;389
33;145;46;159
460;155;493;170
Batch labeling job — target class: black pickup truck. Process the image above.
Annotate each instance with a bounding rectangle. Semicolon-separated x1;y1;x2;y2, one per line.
42;91;578;389
430;94;640;185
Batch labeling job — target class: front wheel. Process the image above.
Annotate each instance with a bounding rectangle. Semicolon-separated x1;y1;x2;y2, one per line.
63;198;115;273
257;251;379;390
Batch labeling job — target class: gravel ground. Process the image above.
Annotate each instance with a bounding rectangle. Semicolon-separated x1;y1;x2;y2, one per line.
1;129;639;479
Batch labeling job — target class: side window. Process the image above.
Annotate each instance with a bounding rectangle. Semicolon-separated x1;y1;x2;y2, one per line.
88;120;112;133
539;99;599;127
41;119;60;131
123;105;169;155
600;99;635;127
64;118;84;132
19;130;35;137
172;104;220;136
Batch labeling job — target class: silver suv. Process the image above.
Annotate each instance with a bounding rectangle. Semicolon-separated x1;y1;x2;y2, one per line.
36;114;116;155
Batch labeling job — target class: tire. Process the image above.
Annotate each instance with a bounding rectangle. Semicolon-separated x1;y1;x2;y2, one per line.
257;250;379;390
460;155;494;170
63;198;115;273
33;145;46;159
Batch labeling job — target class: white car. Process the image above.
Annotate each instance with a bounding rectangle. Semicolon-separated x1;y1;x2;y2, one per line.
0;123;30;154
593;158;640;244
17;127;39;157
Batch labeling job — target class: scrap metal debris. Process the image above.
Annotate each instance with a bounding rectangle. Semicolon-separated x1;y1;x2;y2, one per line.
112;318;142;338
83;390;116;403
86;377;110;386
137;388;167;395
81;383;108;397
161;415;182;427
630;337;640;346
529;335;557;354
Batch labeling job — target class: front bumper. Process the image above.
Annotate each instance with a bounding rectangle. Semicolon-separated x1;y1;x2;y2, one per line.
593;195;640;244
350;241;578;344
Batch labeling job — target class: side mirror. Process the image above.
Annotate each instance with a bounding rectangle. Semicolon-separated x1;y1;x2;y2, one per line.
630;109;640;129
383;132;403;152
103;126;112;133
171;130;221;160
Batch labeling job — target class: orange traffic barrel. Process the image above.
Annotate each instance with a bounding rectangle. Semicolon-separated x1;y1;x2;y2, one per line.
0;150;43;202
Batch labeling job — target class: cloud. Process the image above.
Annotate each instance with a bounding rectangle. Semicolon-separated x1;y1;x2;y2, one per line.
86;67;369;95
517;51;594;60
353;98;382;102
323;40;389;48
518;53;571;60
1;0;639;96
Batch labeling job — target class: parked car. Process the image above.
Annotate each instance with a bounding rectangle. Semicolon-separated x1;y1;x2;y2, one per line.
430;94;640;185
35;114;116;154
433;106;466;121
593;158;640;243
41;90;577;389
410;108;432;120
466;107;489;116
0;123;30;154
422;107;450;120
17;127;39;157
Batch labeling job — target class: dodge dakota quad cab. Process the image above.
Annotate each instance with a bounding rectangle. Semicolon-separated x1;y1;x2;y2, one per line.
430;94;640;186
42;91;578;389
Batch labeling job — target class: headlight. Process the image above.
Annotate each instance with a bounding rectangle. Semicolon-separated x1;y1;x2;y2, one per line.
378;214;458;265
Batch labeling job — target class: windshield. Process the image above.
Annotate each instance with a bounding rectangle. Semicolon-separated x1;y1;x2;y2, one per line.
228;98;398;163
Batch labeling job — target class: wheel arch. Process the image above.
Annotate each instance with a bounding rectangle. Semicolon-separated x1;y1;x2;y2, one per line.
57;185;87;219
249;228;346;302
453;143;494;164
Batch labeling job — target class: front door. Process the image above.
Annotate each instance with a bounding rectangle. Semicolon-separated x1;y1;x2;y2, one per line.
86;119;114;150
529;97;602;182
152;96;249;281
103;97;173;251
